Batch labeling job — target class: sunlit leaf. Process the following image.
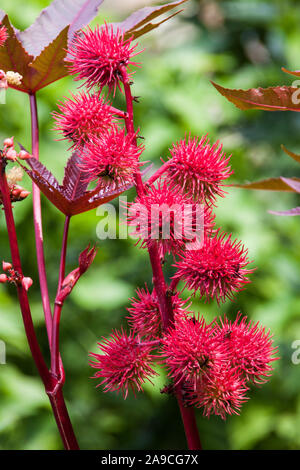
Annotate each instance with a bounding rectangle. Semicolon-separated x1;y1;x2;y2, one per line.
212;81;300;112
0;15;33;93
112;0;187;39
28;27;69;92
17;0;105;58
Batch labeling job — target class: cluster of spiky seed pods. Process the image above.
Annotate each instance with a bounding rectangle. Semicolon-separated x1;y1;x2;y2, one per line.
50;22;279;420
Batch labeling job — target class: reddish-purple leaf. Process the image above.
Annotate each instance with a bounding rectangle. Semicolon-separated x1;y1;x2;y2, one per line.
234;177;300;192
280;177;300;193
112;0;187;39
281;144;300;164
20;156;131;216
269;207;300;216
0;15;34;93
28;26;69;92
212;81;300;112
281;67;300;78
57;244;98;303
17;0;105;58
1;1;104;92
78;244;98;274
26;156;61;189
62;152;88;200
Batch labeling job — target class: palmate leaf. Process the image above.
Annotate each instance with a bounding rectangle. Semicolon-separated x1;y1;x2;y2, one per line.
0;0;186;93
0;0;104;92
0;14;34;93
16;0;105;58
111;0;187;39
212;81;300;112
20;154;130;216
27;26;70;92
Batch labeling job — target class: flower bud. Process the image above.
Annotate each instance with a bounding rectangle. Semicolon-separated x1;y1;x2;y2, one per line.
11;186;22;198
7;167;23;184
18;150;31;160
0;274;8;283
3;137;14;148
2;261;12;271
22;277;33;291
5;71;23;86
19;190;30;199
6;148;17;161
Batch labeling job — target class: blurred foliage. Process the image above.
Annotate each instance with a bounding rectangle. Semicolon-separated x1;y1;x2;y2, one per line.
1;0;300;450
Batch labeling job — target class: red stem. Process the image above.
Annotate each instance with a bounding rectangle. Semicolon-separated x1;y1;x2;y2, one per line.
169;276;181;293
120;67;202;450
0;164;52;389
29;92;53;346
146;161;171;187
51;215;70;379
47;386;79;450
28;94;79;450
175;384;202;450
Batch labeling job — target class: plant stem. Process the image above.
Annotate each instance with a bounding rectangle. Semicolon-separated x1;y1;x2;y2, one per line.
47;386;79;450
0;164;52;389
51;215;70;379
146;161;171;186
29;92;53;346
28;94;79;450
120;68;202;450
169;277;181;293
58;216;71;290
175;385;202;450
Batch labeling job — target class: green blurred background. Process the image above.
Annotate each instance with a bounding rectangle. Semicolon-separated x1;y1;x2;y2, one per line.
1;0;300;450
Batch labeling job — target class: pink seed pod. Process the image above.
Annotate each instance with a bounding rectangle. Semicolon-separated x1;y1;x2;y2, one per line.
18;150;31;160
11;186;22;197
0;274;8;283
19;190;31;199
22;277;33;291
2;261;12;271
5;148;17;161
3;137;14;148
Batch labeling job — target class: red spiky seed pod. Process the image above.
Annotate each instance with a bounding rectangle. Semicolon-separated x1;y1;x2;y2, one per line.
127;180;215;256
127;285;190;339
161;315;226;388
79;127;143;189
89;329;157;398
0;25;7;47
52;92;116;148
165;135;232;204
214;314;278;384
68;23;141;93
173;231;253;304
188;365;249;420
